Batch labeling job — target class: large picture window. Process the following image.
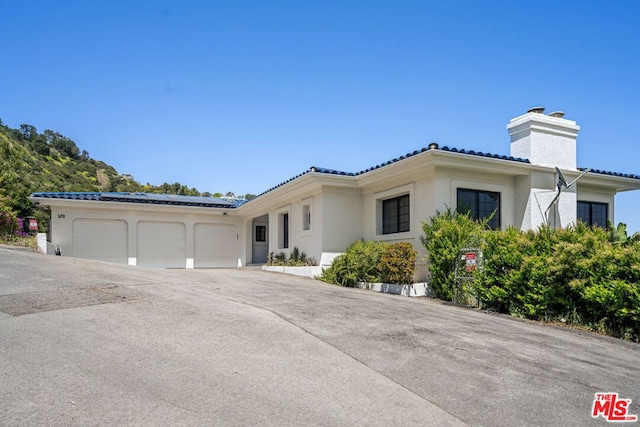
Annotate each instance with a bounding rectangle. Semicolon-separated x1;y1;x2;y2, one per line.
457;189;501;230
577;201;608;228
382;195;410;234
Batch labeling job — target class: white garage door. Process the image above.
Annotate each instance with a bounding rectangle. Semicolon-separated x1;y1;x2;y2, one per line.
137;221;186;268
194;223;238;268
72;219;128;264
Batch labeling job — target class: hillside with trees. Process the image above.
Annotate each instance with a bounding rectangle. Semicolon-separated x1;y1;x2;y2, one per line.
0;119;254;231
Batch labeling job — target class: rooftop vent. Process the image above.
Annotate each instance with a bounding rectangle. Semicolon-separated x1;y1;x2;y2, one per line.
428;142;439;150
548;111;565;118
527;106;545;114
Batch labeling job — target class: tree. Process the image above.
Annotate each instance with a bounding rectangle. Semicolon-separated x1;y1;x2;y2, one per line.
607;220;640;246
51;136;80;158
0;133;27;194
244;193;257;201
20;124;38;141
0;195;20;238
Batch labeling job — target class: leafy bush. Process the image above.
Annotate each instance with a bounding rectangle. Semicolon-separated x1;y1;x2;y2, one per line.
420;207;488;300
421;211;640;341
482;225;639;341
320;241;418;286
378;242;417;284
470;227;531;312
267;248;316;266
0;195;36;248
319;240;389;287
0;195;19;238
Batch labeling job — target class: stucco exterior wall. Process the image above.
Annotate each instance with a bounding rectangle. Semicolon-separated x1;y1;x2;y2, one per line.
577;185;616;224
432;167;517;228
47;202;244;267
321;188;363;252
508;111;579;170
360;178;433;281
265;192;325;264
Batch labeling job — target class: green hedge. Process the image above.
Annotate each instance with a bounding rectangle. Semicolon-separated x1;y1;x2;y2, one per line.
320;241;417;286
420;207;487;300
478;224;640;340
378;242;416;284
421;210;640;342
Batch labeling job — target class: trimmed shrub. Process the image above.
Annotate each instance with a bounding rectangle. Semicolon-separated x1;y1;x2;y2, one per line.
378;242;416;284
422;211;640;341
319;240;388;287
475;224;640;341
420;207;488;300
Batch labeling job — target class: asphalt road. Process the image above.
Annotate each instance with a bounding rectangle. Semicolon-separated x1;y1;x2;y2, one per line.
1;245;638;426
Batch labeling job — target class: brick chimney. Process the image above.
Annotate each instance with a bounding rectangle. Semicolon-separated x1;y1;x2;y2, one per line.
507;107;579;170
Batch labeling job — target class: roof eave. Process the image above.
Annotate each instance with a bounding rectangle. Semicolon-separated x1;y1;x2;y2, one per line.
29;196;238;215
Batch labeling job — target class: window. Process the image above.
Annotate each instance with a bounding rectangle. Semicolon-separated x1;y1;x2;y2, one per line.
577;201;608;228
382;195;410;234
457;189;501;230
302;204;311;231
279;212;289;248
255;225;266;242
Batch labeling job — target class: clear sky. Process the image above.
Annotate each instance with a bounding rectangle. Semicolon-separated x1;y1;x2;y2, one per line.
2;1;639;231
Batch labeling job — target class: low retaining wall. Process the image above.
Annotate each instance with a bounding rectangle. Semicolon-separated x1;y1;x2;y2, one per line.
356;282;434;298
37;233;58;255
261;266;434;298
262;265;323;278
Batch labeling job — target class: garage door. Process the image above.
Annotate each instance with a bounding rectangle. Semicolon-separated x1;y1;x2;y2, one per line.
137;221;186;268
72;219;128;264
194;223;238;268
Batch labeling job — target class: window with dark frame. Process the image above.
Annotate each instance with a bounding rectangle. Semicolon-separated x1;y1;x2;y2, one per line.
382;194;410;234
577;201;608;228
456;188;501;230
282;212;289;249
255;225;266;242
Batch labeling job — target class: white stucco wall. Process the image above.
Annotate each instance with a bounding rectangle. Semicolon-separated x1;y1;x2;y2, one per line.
508;111;579;170
321;188;363;252
46;201;244;268
360;178;434;281
265;192;325;264
432;167;517;228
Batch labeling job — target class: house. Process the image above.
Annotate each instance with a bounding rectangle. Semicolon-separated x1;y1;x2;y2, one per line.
30;108;640;280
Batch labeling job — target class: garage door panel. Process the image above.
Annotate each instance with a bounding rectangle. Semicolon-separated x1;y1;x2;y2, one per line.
72;219;128;264
137;221;186;268
194;223;237;268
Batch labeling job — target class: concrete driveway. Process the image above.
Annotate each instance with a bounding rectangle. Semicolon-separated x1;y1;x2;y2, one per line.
1;246;638;426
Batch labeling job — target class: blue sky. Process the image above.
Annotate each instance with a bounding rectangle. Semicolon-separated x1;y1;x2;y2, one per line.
2;1;639;231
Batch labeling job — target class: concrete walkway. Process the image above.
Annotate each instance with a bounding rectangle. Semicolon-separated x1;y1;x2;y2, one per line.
1;246;638;426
